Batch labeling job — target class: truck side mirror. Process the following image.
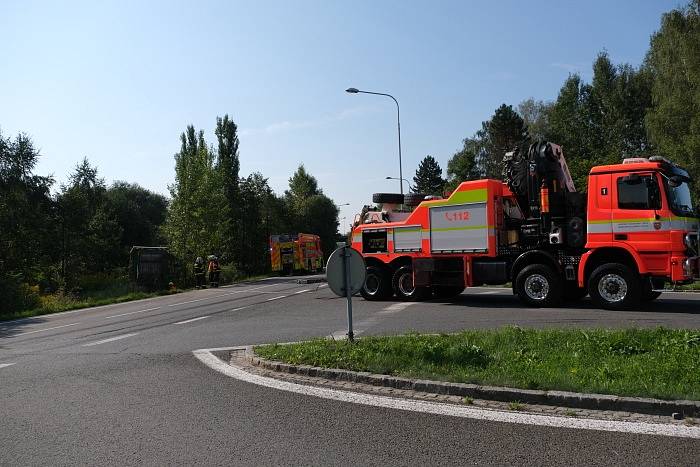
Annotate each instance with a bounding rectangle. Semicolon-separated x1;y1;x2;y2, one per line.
668;175;683;188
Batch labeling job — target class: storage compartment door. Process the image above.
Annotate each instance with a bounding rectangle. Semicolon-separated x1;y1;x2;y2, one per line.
430;202;488;252
393;226;422;252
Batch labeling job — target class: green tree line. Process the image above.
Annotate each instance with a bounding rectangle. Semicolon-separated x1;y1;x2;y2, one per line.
443;1;700;200
1;115;339;314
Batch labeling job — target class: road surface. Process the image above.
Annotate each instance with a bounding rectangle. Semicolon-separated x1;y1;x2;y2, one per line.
2;278;700;465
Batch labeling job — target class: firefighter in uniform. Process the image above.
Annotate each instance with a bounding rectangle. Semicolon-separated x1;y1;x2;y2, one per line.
193;257;205;289
208;256;221;288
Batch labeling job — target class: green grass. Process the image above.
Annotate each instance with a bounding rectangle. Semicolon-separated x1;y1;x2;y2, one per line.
1;272;276;322
0;288;171;322
255;327;700;401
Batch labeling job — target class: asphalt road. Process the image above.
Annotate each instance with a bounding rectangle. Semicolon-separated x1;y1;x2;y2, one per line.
2;278;700;466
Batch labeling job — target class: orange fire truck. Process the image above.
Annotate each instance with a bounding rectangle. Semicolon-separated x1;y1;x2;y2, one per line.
351;142;700;310
270;233;323;275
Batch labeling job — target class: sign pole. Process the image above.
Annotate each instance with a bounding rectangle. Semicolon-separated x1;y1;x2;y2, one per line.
342;246;354;342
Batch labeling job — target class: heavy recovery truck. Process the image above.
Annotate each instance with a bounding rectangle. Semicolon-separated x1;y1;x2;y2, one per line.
350;142;700;310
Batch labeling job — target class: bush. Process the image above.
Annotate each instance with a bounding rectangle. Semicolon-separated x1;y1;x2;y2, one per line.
0;274;41;314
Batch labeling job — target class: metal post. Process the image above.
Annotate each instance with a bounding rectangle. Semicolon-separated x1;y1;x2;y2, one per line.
342;246;354;341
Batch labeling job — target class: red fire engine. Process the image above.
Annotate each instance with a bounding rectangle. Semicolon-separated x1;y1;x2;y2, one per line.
351;142;700;310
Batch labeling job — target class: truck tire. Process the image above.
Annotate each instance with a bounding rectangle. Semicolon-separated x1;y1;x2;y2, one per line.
404;193;427;207
433;286;465;299
392;265;431;301
514;264;562;307
588;263;641;310
372;193;404;204
360;265;393;301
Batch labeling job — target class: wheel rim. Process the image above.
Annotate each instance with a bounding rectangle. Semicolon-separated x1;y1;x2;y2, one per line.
397;272;415;296
598;273;627;303
524;274;549;301
364;273;380;295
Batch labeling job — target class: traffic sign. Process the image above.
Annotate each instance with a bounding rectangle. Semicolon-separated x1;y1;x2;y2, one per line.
326;247;366;297
325;246;366;341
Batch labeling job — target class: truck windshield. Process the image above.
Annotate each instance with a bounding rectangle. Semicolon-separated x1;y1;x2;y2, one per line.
664;179;694;216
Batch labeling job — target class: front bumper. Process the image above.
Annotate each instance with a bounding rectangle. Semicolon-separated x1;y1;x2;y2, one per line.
672;255;700;282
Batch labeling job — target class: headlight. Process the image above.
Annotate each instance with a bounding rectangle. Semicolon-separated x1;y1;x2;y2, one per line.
685;232;699;254
683;258;693;276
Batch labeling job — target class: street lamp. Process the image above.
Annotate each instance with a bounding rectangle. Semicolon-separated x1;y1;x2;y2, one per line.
386;176;412;193
346;87;404;195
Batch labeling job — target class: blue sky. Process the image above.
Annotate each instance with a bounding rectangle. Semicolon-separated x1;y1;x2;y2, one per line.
1;0;677;228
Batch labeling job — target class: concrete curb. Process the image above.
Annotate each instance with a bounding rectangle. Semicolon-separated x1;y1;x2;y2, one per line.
296;277;327;284
245;352;700;417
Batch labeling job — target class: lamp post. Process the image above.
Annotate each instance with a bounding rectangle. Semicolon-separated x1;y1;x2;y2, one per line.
346;87;404;195
386;176;412;193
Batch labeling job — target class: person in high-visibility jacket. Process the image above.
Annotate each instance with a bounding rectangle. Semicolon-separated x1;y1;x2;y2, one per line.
208;256;221;288
193;257;205;289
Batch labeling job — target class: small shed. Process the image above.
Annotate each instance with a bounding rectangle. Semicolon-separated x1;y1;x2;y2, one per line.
129;246;171;290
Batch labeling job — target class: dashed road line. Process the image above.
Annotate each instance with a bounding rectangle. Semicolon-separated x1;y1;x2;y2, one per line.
175;316;210;325
104;307;160;319
293;289;311;294
82;333;139;347
265;295;287;302
15;322;80;336
168;284;280;307
0;363;16;369
332;302;418;338
194;348;700;440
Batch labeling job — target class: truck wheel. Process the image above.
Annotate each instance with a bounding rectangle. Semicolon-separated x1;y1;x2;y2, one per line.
392;265;431;301
360;265;393;301
588;263;641;310
514;264;562;307
404;193;428;207
563;282;588;302
372;193;404;204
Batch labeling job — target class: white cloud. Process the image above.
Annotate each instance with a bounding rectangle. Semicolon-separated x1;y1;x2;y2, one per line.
239;106;377;137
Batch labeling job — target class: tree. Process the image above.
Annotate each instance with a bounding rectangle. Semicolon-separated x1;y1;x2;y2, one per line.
285;164;321;204
412;155;445;195
284;164;338;256
105;181;168;263
164;125;225;276
518;98;553;141
483;104;529;179
57;158;122;287
548;52;653;189
446;136;484;190
646;0;700;200
215;115;241;262
0;131;54;310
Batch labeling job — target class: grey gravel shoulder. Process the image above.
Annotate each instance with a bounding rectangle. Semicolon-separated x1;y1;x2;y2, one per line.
229;347;699;423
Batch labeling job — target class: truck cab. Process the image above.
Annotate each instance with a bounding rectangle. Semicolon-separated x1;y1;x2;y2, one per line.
581;157;699;304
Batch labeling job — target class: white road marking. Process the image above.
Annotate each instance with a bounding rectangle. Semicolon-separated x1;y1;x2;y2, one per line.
168;284;280;307
82;333;139;347
15;322;80;336
265;295;287;302
332;302;417;338
104;307;160;319
194;348;700;440
175;316;210;325
318;284;328;289
476;291;499;295
230;305;253;312
293;289;311;294
0;363;16;369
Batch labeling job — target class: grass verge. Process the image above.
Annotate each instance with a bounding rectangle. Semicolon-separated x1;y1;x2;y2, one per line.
0;273;274;322
255;327;700;401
